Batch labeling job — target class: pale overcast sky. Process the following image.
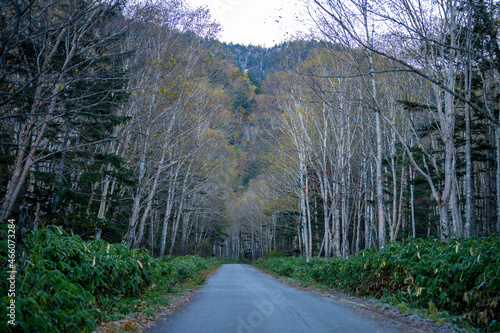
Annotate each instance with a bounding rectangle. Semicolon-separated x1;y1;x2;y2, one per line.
185;0;308;47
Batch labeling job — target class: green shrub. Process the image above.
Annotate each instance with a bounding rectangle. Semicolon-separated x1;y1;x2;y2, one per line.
266;251;287;258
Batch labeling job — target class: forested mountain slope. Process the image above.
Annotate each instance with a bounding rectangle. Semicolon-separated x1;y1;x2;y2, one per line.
212;40;322;83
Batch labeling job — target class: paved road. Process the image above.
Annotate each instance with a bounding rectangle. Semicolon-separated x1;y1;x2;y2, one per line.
147;264;415;333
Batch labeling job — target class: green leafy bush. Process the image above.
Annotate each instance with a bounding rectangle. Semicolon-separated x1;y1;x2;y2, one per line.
255;236;500;331
0;224;218;332
266;251;288;258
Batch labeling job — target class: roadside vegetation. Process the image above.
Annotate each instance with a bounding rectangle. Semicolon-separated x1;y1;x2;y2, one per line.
0;225;219;332
254;236;500;332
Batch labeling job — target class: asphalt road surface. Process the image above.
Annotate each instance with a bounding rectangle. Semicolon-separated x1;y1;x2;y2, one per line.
147;264;418;333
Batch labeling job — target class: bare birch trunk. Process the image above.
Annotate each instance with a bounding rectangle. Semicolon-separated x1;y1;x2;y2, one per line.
341;165;350;258
450;178;462;236
365;158;372;248
332;185;341;257
394;166;406;241
375;111;385;247
133;146;168;248
169;164;191;256
159;166;180;257
464;47;476;237
305;172;313;260
410;167;416;238
356;197;362;253
438;2;458;243
362;0;385;248
390;156;398;242
123;129;149;245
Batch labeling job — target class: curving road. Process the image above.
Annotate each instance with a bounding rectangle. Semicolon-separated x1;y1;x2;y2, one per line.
147;264;421;333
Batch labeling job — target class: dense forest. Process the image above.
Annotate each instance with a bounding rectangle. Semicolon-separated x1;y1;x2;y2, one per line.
1;0;500;264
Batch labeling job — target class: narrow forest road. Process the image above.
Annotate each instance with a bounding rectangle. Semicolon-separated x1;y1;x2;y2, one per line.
147;264;427;333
